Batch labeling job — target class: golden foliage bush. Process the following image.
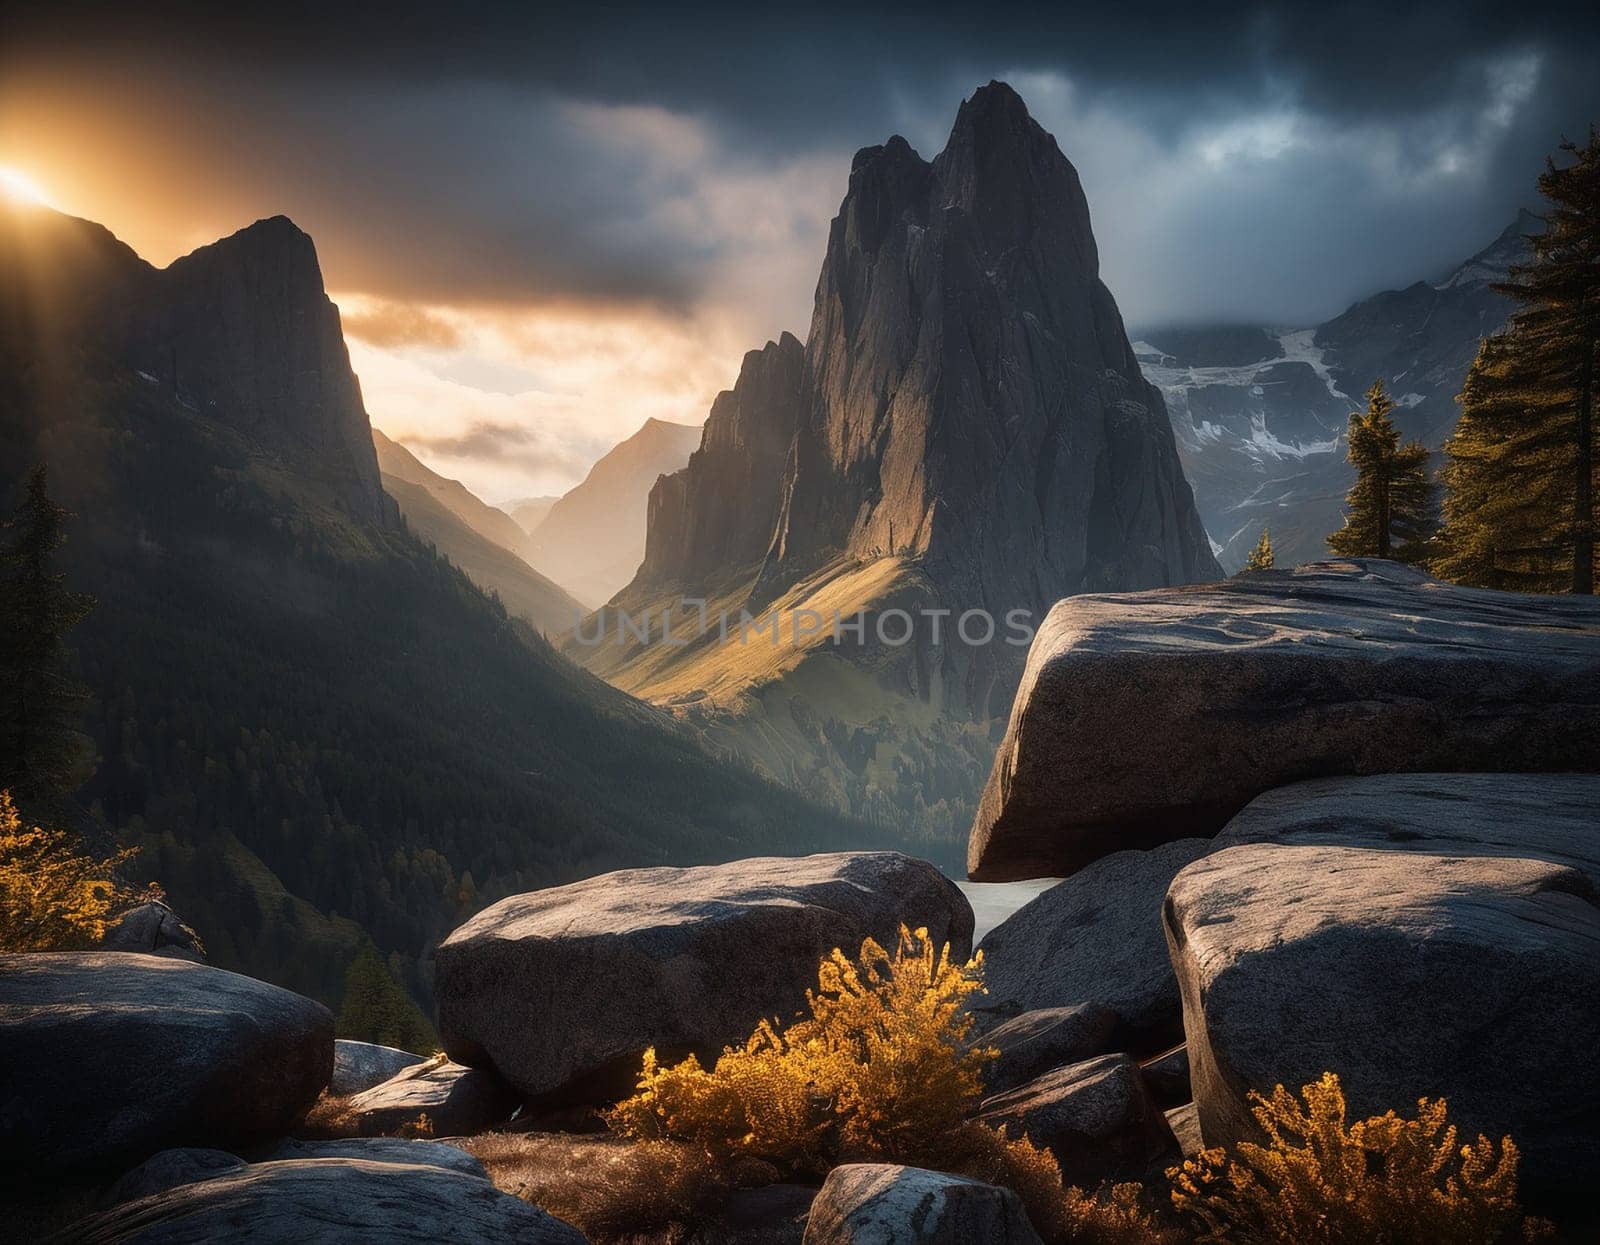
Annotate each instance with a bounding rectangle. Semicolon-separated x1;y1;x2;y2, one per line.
607;925;1180;1243
1169;1071;1552;1244
0;789;136;951
949;1122;1179;1244
608;924;992;1171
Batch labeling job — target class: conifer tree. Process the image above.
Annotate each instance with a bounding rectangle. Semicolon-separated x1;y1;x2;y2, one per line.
1242;528;1275;571
337;942;436;1052
1436;131;1600;593
0;467;95;807
1327;380;1434;561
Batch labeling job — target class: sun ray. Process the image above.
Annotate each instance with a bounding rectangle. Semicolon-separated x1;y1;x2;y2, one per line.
0;166;54;208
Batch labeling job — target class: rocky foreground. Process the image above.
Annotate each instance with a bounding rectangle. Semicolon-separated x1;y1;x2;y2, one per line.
3;559;1597;1241
970;558;1600;879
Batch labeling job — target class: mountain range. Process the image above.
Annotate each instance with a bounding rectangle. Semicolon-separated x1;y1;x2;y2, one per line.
0;200;877;1015
503;494;559;537
570;82;1220;846
372;428;584;635
1140;210;1538;568
522;416;701;607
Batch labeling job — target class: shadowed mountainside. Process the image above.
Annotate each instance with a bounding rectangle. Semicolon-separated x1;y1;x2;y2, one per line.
0;200;884;1012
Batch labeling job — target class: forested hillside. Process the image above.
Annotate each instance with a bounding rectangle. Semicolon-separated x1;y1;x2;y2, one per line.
0;205;876;1015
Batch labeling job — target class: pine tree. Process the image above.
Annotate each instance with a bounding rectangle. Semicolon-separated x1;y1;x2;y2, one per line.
0;467;96;807
1242;528;1275;571
1436;131;1600;593
336;942;436;1052
1327;380;1435;561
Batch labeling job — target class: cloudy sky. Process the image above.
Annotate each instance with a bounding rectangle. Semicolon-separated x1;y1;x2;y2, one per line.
3;2;1596;500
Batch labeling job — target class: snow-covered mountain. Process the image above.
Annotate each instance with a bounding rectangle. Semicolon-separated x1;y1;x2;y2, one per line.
1140;211;1539;569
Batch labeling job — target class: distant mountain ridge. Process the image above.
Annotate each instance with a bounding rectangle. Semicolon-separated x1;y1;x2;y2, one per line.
527;416;701;607
1138;210;1538;568
503;494;559;537
372;429;585;635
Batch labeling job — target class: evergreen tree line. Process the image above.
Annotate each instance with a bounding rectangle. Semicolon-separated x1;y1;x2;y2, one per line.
1296;130;1599;594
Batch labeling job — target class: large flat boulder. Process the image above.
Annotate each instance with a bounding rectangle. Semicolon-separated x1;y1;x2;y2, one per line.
1166;774;1600;1205
977;1054;1177;1184
969;560;1600;880
106;1137;490;1208
803;1164;1041;1245
64;1158;587;1243
975;840;1212;1051
1216;771;1600;882
330;1039;426;1096
342;1059;517;1137
0;953;331;1174
106;1149;244;1204
436;852;972;1100
259;1137;487;1179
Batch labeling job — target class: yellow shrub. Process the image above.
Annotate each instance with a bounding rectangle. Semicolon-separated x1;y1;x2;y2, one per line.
945;1122;1177;1244
1169;1071;1552;1244
0;789;136;951
609;925;991;1170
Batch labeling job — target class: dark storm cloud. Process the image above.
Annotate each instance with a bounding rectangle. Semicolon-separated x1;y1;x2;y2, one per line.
4;1;1598;324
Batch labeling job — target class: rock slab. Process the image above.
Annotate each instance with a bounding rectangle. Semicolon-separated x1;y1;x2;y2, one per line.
343;1059;516;1138
977;1054;1177;1184
63;1158;587;1244
976;840;1211;1050
0;952;331;1173
259;1137;487;1179
803;1164;1041;1245
330;1039;426;1097
980;1005;1118;1097
969;559;1600;880
107;1149;245;1205
1166;773;1600;1205
436;852;973;1100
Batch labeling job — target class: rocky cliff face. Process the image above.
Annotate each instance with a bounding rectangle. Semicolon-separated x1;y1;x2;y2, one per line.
578;83;1219;830
132;217;391;525
1;206;391;526
639;332;805;586
629;82;1217;682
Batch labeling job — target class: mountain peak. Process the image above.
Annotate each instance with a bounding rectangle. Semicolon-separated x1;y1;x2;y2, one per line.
955;80;1033;130
632;80;1215;643
1435;209;1544;291
637;416;700;438
172;214;319;276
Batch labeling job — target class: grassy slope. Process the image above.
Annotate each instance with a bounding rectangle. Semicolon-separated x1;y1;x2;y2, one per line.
568;555;989;868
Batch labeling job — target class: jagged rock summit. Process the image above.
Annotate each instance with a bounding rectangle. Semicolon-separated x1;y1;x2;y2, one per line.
587;80;1216;782
1;205;392;526
638;83;1217;671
